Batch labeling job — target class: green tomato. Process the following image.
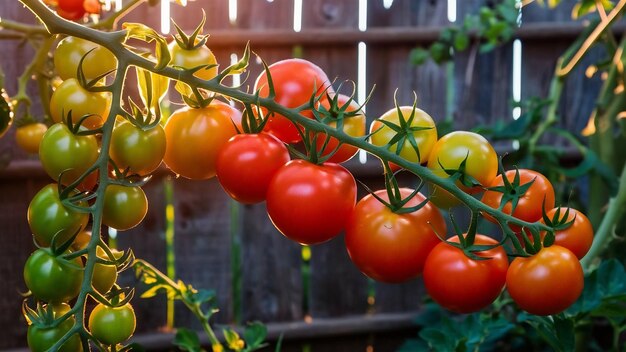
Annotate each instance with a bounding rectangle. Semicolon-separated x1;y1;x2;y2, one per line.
92;247;118;295
110;121;166;176
89;303;136;345
54;36;117;81
39;123;99;187
24;249;84;303
49;78;111;130
27;303;82;352
28;184;89;247
103;185;148;231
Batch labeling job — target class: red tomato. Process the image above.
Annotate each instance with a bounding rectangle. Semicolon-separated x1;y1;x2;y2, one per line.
423;234;509;313
312;94;366;163
57;0;84;13
482;169;555;229
542;207;594;259
216;133;290;204
506;245;584;315
253;59;332;144
345;188;445;283
163;101;240;180
266;160;356;245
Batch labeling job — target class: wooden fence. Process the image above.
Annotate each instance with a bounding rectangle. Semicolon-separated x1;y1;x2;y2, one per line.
0;0;603;350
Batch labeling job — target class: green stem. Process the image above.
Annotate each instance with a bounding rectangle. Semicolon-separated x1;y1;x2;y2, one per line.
12;36;55;118
581;162;626;269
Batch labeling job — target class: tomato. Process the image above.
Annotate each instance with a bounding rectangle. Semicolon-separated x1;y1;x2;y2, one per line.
54;37;116;81
71;230;92;251
169;41;218;81
89;303;136;345
312;94;366;163
15;122;47;154
542;207;593;260
28;184;89;247
266;160;356;245
163;101;239;180
345;188;445;283
110;121;166;176
102;184;148;231
56;7;85;21
27;303;82;352
49;78;112;130
24;248;84;303
39;123;99;187
253;59;332;144
370;106;438;165
423;234;508;313
506;245;584;315
57;0;84;13
481;169;555;228
82;0;100;14
426;131;498;208
92;247;118;295
216;133;290;204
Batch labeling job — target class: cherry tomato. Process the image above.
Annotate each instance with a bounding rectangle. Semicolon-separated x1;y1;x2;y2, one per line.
15;122;47;154
56;7;85;21
481;169;555;228
39;123;99;187
543;207;593;259
312;94;366;163
92;247;118;295
24;248;84;303
163;101;239;180
266;160;356;245
506;245;583;315
102;184;148;231
423;234;508;313
427;131;498;208
28;184;89;247
253;59;332;144
83;0;100;14
49;78;112;130
27;303;82;352
57;0;84;13
110;121;166;176
345;188;445;283
89;303;136;345
370;106;438;165
216;133;290;204
169;41;218;81
54;37;116;81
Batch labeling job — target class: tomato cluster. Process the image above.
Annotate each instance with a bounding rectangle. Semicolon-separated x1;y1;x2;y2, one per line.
44;0;101;21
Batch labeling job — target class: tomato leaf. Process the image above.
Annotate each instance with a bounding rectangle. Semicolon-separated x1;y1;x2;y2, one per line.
243;322;268;351
567;259;626;316
174;328;203;352
123;23;171;70
136;67;169;116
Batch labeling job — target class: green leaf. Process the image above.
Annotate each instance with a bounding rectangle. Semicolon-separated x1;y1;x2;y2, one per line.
174;328;203;352
410;47;430;66
429;42;450;64
243;322;267;350
454;31;470;51
123;22;172;70
518;314;575;352
567;259;626;316
397;339;431;351
136;67;169;115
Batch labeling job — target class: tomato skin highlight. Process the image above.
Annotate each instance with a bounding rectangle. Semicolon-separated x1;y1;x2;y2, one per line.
89;303;136;345
266;160;356;245
28;184;89;247
110;121;166;176
216;133;290;204
423;235;509;313
345;188;445;283
24;249;84;303
16;123;48;154
506;245;584;316
163;102;239;180
254;59;332;144
482;169;555;228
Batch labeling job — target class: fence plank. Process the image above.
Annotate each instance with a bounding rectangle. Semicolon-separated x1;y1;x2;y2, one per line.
368;0;447;27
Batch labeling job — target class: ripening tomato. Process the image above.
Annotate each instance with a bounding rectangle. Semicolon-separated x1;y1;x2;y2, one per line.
24;249;84;303
27;303;82;352
15;122;47;154
83;0;100;14
423;234;509;313
89;303;136;345
266;160;356;245
110;121;166;176
345;188;445;283
169;41;218;81
254;59;332;144
506;245;583;315
54;36;117;81
49;78;112;130
426;131;498;208
312;94;366;163
542;207;593;259
102;185;148;231
39;123;99;187
28;184;89;247
91;247;118;295
216;133;290;204
163;102;239;180
482;169;555;228
370;106;438;165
